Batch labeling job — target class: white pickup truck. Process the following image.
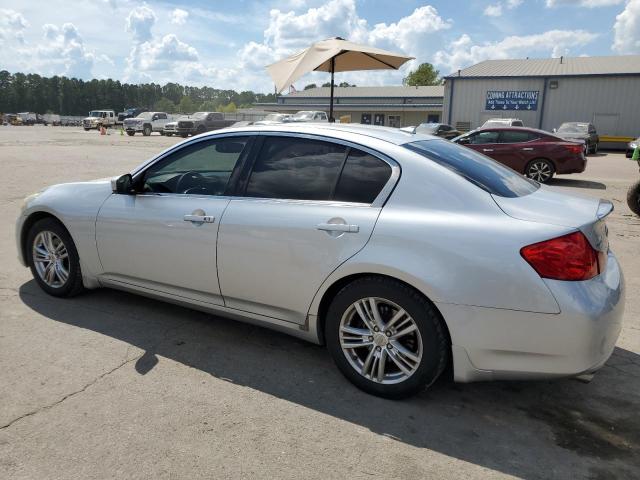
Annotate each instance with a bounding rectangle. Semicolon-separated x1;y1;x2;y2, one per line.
83;110;117;130
123;112;170;136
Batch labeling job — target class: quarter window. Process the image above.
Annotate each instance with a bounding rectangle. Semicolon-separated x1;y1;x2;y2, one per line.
334;149;392;204
245;137;346;201
142;137;249;195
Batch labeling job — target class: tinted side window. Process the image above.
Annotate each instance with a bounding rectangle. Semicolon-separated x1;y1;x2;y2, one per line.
143;137;249;195
334;149;392;203
246;137;346;200
470;131;500;144
405;139;539;198
499;131;537;143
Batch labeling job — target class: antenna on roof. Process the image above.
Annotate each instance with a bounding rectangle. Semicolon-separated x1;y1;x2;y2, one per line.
457;69;461;76
560;56;563;64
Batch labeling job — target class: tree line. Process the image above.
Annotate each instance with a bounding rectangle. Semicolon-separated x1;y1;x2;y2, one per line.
0;71;276;116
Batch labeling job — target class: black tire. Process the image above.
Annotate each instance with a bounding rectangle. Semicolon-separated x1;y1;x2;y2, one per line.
159;130;165;136
180;133;188;138
525;158;555;183
83;128;90;131
325;276;448;399
26;218;85;297
126;131;135;136
196;126;205;135
592;142;598;154
143;125;152;136
165;133;173;137
627;180;640;216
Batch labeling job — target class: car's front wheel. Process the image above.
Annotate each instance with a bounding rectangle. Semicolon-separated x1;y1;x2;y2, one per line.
26;218;85;297
627;180;640;216
325;277;448;399
143;125;152;136
525;158;554;183
126;131;135;136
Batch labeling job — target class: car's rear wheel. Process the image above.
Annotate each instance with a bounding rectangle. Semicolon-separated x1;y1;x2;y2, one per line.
526;158;554;183
165;132;172;137
325;277;448;399
127;131;135;136
591;142;598;155
627;180;640;216
27;218;84;297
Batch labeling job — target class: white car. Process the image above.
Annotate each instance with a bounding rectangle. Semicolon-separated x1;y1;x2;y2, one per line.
124;112;170;136
16;123;624;398
83;110;116;131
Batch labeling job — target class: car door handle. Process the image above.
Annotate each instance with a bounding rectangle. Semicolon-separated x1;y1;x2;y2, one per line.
316;223;359;233
522;147;534;151
482;148;494;152
183;214;215;223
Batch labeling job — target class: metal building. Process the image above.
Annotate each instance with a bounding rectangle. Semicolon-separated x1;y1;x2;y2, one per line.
443;55;640;147
258;86;444;127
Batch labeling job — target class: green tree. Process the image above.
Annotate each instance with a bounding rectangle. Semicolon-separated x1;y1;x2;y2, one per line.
177;96;197;113
304;83;317;90
154;97;176;113
403;63;441;86
199;100;218;112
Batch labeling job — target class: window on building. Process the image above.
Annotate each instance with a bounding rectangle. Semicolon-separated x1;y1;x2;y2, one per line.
388;115;401;128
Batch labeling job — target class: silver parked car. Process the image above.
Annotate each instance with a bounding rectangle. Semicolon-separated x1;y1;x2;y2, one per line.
16;124;624;398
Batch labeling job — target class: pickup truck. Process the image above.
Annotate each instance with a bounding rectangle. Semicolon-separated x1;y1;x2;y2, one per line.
117;107;147;123
83;110;117;130
170;112;235;137
123;111;170;136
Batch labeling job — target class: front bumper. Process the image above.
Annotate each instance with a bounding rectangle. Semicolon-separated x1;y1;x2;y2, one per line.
440;251;625;382
124;124;143;132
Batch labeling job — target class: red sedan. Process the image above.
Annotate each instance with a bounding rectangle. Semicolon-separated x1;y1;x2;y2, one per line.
452;127;585;183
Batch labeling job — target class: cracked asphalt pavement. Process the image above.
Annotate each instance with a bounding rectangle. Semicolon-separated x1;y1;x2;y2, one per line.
1;127;639;479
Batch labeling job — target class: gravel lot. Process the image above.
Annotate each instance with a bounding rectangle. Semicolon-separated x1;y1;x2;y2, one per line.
1;126;639;480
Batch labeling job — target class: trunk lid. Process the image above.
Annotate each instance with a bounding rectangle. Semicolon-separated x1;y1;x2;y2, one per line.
492;185;612;252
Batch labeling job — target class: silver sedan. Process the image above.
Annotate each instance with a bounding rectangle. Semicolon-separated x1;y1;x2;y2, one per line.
16;124;625;398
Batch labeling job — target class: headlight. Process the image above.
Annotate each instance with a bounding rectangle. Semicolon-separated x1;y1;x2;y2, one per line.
21;192;41;212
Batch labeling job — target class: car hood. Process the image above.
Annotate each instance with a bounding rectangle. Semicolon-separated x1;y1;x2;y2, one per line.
491;185;602;228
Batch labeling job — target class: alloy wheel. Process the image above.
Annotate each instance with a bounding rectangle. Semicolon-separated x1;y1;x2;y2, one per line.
32;231;70;288
339;297;423;384
527;161;553;182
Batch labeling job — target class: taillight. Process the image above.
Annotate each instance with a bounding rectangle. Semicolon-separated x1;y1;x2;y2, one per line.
564;144;583;155
520;231;605;281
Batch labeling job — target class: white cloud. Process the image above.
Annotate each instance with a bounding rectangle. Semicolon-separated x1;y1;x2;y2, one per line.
546;0;624;7
236;0;451;90
484;4;503;17
0;9;29;44
125;5;156;43
434;30;599;73
612;0;640;53
483;0;523;17
171;8;189;25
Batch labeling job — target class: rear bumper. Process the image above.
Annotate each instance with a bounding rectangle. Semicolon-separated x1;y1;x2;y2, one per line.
440;251;625;382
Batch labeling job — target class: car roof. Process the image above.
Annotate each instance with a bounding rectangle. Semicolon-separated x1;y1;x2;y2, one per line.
469;126;555;136
212;122;436;145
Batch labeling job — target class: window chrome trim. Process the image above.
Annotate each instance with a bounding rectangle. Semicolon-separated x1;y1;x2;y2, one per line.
130;129;401;209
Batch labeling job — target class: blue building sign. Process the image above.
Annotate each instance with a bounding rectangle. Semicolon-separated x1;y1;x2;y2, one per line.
485;90;539;111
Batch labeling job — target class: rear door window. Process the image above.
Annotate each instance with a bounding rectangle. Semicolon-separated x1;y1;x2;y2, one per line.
499;131;538;143
245;137;346;201
405;139;539;198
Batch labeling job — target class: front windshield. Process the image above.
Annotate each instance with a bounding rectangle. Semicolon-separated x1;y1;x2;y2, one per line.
416;123;439;133
192;112;207;119
89;111;102;117
558;123;588;133
292;112;314;120
137;112;153;120
263;114;284;121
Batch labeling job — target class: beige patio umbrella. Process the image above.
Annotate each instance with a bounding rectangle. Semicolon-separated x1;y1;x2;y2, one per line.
266;37;414;122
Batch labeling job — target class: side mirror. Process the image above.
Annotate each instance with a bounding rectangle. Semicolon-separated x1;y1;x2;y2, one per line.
457;137;470;145
111;174;135;194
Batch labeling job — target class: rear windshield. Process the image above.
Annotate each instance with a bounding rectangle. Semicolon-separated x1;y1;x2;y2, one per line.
404;139;539;198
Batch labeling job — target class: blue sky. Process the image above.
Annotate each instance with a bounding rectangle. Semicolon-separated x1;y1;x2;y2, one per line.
1;0;638;92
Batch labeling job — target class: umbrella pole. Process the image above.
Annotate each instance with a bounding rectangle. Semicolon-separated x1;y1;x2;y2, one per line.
329;57;335;123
